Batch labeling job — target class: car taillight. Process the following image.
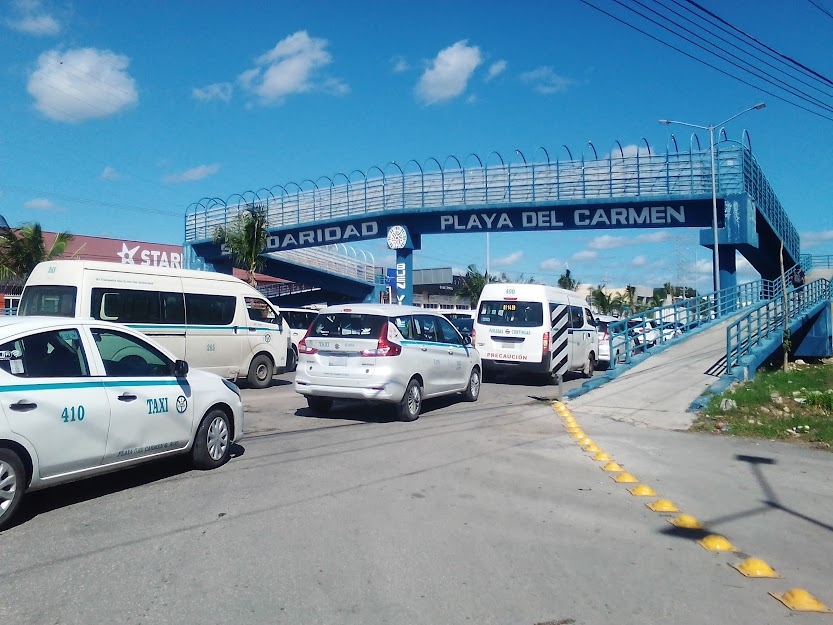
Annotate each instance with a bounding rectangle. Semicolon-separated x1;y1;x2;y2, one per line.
360;321;402;357
542;331;550;352
298;337;317;355
471;327;476;342
603;330;609;340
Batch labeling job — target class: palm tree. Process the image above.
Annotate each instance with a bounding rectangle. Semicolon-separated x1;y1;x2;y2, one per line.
0;222;74;282
213;203;268;287
557;268;579;291
591;284;613;314
454;264;497;307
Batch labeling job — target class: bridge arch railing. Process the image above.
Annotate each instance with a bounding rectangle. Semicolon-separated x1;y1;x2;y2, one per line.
185;139;798;262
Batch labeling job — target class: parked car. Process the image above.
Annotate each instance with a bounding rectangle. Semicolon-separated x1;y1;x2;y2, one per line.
594;314;628;369
627;318;660;346
275;307;320;372
0;316;244;529
294;304;481;421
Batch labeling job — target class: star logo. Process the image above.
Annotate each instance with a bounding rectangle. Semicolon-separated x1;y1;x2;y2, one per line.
117;243;140;264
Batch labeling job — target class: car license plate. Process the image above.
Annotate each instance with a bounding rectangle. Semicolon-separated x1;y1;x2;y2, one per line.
500;342;515;349
329;356;348;367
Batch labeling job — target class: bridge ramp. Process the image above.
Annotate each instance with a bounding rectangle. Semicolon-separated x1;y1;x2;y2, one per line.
567;320;735;430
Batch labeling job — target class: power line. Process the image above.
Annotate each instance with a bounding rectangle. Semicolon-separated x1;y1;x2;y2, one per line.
806;0;833;20
578;0;833;122
0;184;181;217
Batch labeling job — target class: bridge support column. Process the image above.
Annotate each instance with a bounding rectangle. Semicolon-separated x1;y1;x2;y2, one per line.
718;249;738;314
394;249;413;306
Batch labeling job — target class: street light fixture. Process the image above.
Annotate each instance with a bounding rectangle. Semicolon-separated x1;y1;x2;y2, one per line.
659;103;766;304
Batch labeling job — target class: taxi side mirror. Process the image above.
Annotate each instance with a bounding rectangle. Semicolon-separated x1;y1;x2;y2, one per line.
174;359;189;377
463;334;472;345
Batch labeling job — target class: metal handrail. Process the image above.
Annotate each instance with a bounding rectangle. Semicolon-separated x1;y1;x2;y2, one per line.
726;278;831;376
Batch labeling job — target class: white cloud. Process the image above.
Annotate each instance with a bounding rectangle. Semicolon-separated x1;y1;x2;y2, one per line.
520;66;573;94
24;197;58;211
391;56;409;73
27;47;138;123
539;257;563;270
492;251;524;267
637;231;672;244
571;250;598;261
6;0;60;35
801;230;833;248
486;60;507;81
100;165;126;181
163;164;220;184
631;255;648;266
193;82;233;102
587;231;672;250
237;31;348;104
415;40;482;105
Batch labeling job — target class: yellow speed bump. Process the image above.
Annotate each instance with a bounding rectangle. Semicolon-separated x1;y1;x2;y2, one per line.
612;472;639;483
592;452;612;462
628;484;657;497
553;401;566;410
731;558;781;578
576;436;592;446
601;462;624;472
583;443;601;453
570;431;586;440
770;589;832;612
565;424;581;432
668;514;703;529
697;535;738;552
646;499;680;512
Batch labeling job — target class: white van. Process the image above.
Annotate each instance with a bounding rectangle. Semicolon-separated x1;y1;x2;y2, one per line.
18;260;291;389
474;283;598;381
275;307;320;372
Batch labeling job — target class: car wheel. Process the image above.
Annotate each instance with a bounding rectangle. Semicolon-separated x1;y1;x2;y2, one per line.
247;354;273;389
192;409;232;470
307;396;333;413
396;378;422;422
583;353;596;378
286;346;298;373
464;367;481;402
0;449;25;530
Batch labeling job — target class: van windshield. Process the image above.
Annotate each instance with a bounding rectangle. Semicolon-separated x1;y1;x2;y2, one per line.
18;286;77;317
477;301;543;327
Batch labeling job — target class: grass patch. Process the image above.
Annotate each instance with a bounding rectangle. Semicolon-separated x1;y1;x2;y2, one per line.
691;361;833;449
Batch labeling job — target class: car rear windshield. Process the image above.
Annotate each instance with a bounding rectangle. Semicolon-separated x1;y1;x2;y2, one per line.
308;313;386;338
477;300;544;327
18;285;77;317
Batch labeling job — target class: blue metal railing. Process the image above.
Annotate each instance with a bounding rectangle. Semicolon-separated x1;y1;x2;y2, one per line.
606;278;782;368
185;142;798;264
726;279;831;377
801;254;833;271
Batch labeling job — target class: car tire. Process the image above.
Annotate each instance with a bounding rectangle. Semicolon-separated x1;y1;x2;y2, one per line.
192;409;232;470
396;378;422;422
464;367;481;402
286;346;298;373
307;396;333;413
247;354;274;389
0;449;25;530
583;353;596;378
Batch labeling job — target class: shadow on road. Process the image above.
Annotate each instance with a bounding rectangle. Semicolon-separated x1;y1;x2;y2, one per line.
4;444;246;531
295;395;472;423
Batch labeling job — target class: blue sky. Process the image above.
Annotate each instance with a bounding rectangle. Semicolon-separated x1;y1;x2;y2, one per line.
2;0;833;292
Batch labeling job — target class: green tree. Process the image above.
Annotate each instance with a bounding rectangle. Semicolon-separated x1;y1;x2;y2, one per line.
454;264;497;307
0;222;74;282
212;203;268;287
557;268;579;291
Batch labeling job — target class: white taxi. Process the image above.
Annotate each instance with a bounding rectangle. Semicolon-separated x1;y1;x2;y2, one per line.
0;316;244;529
294;304;481;421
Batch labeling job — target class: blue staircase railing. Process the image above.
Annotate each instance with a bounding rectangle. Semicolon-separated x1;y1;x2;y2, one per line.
726;279;831;377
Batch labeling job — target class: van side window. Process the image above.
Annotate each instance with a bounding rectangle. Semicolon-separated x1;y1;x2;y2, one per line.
185;294;236;325
245;297;277;324
436;317;463;345
569;306;584;329
91;288;184;325
585;308;595;327
0;329;89;378
391;315;414;339
18;286;77;317
413;315;439;342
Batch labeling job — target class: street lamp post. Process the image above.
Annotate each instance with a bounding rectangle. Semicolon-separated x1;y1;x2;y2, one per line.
659;103;766;307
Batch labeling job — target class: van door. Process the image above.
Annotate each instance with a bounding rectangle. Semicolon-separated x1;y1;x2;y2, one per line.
412;314;449;396
244;297;287;369
568;305;587;369
435;316;470;391
183;292;241;378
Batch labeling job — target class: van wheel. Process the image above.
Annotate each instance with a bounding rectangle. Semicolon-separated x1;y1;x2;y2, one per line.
307;396;333;413
247;354;273;389
583;353;596;378
286;346;298;373
192;409;232;470
0;449;25;530
464;367;481;402
396;379;422;422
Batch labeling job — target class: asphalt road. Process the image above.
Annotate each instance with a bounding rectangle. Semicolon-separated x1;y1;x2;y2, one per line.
1;370;830;624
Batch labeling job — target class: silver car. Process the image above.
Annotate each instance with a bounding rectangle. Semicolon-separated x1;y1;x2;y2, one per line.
294;304;482;421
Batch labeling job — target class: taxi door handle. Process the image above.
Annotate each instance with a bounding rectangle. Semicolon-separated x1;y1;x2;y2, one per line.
421;347;428;352
118;393;138;402
447;349;454;354
9;400;36;412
